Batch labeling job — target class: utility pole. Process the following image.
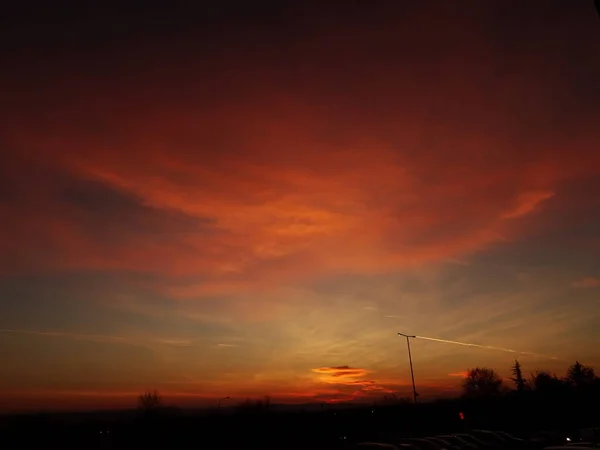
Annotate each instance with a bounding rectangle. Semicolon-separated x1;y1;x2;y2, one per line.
398;332;418;404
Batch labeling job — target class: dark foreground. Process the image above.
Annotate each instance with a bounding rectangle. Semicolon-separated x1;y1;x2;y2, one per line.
1;398;598;450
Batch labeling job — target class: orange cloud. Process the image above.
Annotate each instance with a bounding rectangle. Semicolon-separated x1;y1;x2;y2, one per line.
312;366;370;379
310;366;399;400
448;371;468;378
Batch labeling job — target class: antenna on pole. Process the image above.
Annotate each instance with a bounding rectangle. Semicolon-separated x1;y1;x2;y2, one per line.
398;332;418;404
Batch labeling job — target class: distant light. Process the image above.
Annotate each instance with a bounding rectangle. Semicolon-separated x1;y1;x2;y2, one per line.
566;438;571;442
459;412;465;420
372;410;375;413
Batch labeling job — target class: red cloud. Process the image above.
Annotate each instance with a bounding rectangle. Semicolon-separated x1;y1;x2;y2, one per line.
501;190;555;219
1;119;595;297
1;0;599;300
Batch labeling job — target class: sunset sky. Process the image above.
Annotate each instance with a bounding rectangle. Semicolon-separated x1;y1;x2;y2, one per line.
1;1;599;412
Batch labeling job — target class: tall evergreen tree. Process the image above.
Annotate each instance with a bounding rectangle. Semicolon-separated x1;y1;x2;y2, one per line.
566;361;596;390
510;360;527;392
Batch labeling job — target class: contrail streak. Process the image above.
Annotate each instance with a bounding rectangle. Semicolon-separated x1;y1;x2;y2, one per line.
0;328;128;343
415;335;560;360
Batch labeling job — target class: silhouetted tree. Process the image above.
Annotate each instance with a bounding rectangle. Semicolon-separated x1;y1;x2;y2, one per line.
463;367;503;397
530;371;566;394
510;360;527;392
566;361;596;390
138;390;163;412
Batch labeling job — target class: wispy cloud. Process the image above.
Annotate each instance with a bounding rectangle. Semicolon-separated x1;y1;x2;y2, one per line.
501;190;555;219
156;339;195;347
448;371;468;378
0;328;129;344
445;258;470;266
0;328;199;349
572;277;600;288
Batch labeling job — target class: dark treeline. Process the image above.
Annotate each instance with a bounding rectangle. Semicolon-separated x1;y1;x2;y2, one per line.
1;360;598;450
459;360;599;432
